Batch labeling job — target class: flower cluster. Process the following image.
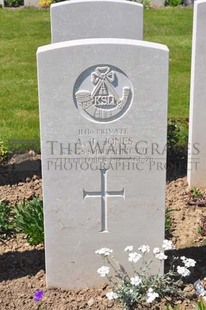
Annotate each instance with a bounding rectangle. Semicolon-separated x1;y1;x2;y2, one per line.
95;240;196;309
175;256;196;278
146;288;159;303
39;0;52;8
130;275;142;286
33;290;44;301
97;266;110;277
95;247;113;256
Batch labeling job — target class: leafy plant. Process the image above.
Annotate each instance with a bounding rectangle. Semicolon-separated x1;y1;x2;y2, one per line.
95;240;196;309
165;0;182;6
197;298;206;310
4;0;23;7
0;202;14;240
167;119;180;152
14;197;44;245
188;188;206;207
191;187;202;199
0;140;9;162
166;299;206;310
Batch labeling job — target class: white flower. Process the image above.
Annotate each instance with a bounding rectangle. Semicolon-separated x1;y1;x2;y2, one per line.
177;266;191;277
153;247;160;254
155;252;168;260
138;245;150;253
130;275;142;286
97;266;110;277
162;239;175;250
124;245;134;252
128;252;142;263
95;247;113;256
146;288;159;303
180;256;196;268
106;291;118;300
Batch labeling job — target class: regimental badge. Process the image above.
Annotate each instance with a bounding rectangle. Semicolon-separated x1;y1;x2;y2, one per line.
73;65;133;123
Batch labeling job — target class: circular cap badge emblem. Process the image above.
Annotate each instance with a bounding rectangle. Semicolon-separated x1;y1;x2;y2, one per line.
73;65;133;123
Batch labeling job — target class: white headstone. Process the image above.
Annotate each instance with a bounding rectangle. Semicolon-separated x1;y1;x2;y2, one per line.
0;0;4;7
51;0;143;43
24;0;39;6
188;0;206;187
37;38;168;289
151;0;165;6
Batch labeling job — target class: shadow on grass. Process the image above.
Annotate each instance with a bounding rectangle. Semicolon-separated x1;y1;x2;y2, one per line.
0;248;45;281
165;246;206;283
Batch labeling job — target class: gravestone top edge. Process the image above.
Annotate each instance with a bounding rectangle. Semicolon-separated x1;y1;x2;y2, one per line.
37;38;169;55
194;0;206;5
51;0;143;9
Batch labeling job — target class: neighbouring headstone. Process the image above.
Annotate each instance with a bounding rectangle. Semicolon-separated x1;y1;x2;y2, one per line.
51;0;143;43
151;0;165;6
24;0;39;7
188;0;206;187
0;0;4;7
37;38;168;289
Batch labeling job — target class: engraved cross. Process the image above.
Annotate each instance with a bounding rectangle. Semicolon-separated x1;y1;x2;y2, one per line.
83;169;125;232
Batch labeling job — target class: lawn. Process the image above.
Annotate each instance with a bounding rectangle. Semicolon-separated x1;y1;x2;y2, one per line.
144;8;193;119
0;7;193;149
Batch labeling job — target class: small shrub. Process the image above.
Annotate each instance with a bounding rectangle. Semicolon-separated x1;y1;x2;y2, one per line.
39;0;52;8
165;0;182;6
188;188;206;207
0;202;14;240
14;197;44;245
0;140;9;162
4;0;23;7
191;187;202;199
165;209;174;238
95;240;196;309
167;119;180;152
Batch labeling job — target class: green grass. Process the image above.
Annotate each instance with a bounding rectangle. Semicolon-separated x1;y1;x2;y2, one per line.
144;8;193;119
0;8;50;148
0;8;193;149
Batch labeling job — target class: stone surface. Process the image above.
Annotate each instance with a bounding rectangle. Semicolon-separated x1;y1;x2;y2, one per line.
0;0;4;7
51;0;143;43
24;0;39;7
188;0;206;187
37;38;168;289
151;0;165;6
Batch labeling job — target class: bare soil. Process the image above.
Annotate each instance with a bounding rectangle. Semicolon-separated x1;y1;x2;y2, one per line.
0;152;206;309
